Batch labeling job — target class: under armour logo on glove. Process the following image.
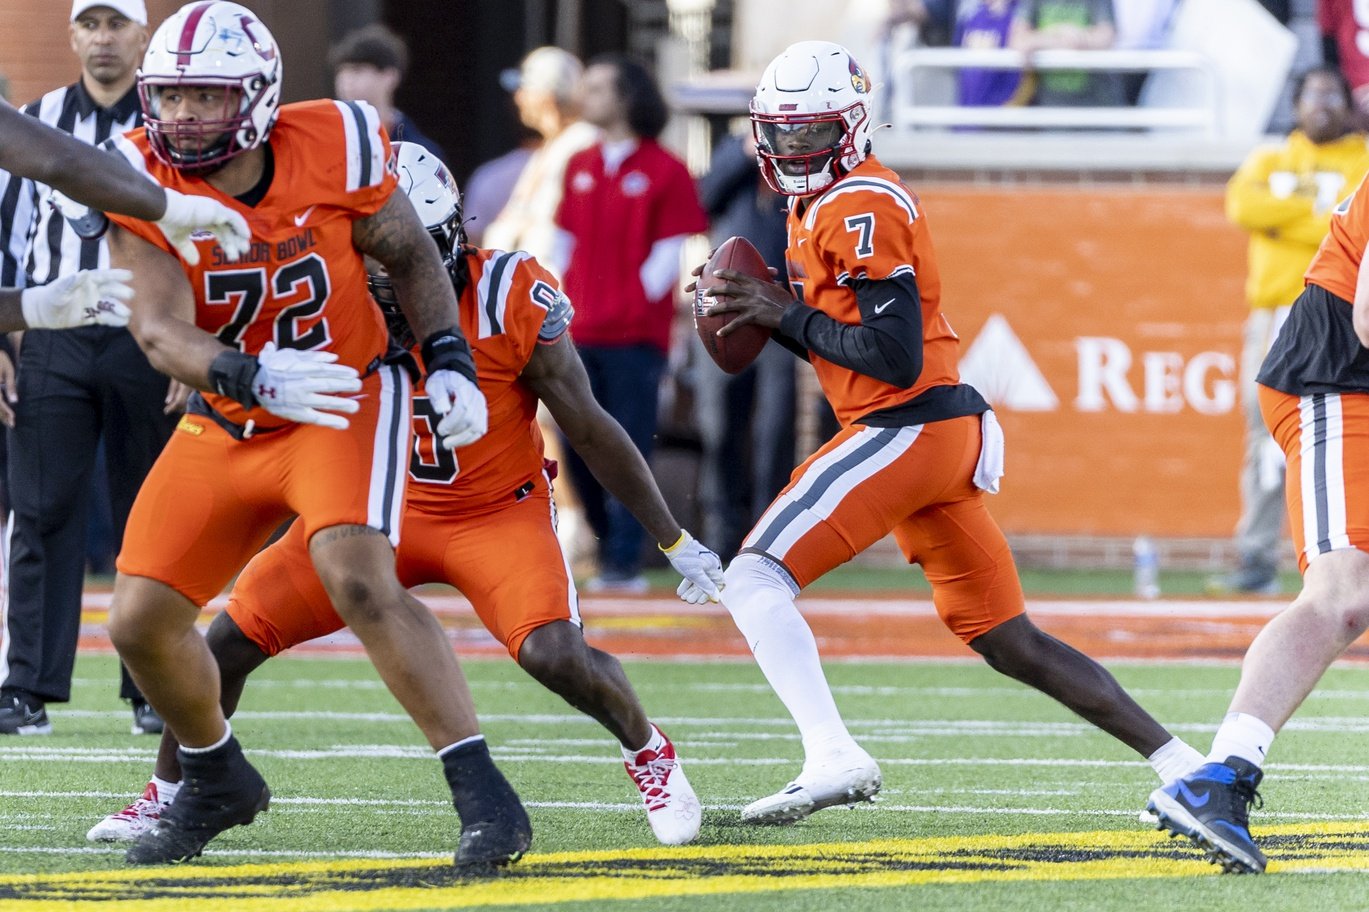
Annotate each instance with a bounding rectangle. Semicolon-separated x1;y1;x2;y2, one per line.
20;269;133;329
250;342;362;430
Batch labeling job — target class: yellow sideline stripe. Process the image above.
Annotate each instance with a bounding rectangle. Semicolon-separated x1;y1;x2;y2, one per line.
3;823;1367;911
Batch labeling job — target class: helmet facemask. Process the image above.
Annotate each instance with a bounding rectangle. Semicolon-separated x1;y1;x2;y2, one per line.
140;81;261;175
753;108;863;196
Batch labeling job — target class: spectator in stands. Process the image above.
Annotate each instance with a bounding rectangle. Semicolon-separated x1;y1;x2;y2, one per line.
485;47;598;267
1008;0;1123;107
462;125;538;246
1214;67;1369;595
330;23;445;162
1321;0;1369;126
693;129;796;560
551;55;707;591
954;0;1025;107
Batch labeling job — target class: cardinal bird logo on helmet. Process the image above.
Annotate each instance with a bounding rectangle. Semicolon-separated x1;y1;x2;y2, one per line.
848;57;870;94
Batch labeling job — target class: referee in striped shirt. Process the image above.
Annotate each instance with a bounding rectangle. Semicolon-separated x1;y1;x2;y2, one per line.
0;0;178;737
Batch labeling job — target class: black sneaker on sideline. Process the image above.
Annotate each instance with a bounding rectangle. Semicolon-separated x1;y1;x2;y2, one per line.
131;700;164;735
126;736;270;864
0;691;51;735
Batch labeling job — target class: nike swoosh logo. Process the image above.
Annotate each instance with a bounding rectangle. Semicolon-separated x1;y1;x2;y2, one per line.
1174;781;1210;808
874;298;895;314
797;237;809;247
293;205;317;227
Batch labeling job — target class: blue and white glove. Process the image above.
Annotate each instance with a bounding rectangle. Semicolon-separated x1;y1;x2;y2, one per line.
661;530;725;605
20;268;132;329
250;342;361;430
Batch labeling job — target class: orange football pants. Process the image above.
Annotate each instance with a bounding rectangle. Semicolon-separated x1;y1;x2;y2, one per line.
1259;385;1369;572
741;415;1024;642
117;366;411;606
228;483;578;661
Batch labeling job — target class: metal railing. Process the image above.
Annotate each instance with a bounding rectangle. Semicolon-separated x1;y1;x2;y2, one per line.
888;47;1223;137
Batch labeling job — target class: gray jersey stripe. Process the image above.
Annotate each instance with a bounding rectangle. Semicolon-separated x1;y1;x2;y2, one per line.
1312;393;1331;554
750;426;900;554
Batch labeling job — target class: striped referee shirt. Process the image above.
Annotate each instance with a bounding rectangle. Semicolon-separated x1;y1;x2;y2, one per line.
0;80;142;288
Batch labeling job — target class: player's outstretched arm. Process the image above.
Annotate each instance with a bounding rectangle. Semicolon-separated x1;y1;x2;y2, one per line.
354;192;488;447
110;226;360;428
0;101;164;221
522;333;724;602
1;104;250;263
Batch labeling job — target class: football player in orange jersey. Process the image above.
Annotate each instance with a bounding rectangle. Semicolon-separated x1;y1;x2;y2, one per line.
88;141;724;848
1147;95;1369;877
697;41;1203;825
99;2;527;870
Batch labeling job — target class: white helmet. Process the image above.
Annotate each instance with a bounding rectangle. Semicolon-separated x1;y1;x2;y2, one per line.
750;41;876;196
138;1;283;173
369;142;464;346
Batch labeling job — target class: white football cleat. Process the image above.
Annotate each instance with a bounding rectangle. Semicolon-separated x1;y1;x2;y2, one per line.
86;781;170;842
624;725;702;845
742;748;881;825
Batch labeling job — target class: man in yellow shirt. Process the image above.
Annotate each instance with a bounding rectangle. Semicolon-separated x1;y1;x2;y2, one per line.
1217;67;1369;594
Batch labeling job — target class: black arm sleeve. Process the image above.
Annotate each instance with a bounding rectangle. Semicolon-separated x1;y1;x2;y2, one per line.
770;328;811;362
777;272;924;388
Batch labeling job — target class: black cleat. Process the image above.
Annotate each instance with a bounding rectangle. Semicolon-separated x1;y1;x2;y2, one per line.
131;700;164;735
453;800;532;875
126;736;270;864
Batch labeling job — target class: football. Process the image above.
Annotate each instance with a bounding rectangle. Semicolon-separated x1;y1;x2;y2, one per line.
693;236;774;374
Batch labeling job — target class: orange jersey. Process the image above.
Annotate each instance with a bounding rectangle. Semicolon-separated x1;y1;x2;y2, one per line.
406;249;571;513
1305;171;1369;301
107;99;396;427
785;155;963;426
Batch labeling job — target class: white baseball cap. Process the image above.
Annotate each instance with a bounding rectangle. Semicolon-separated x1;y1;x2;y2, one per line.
499;46;582;102
70;0;148;25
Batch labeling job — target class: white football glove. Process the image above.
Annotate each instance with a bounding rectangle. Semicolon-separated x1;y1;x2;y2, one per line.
661;530;725;605
156;188;252;266
426;368;489;449
20;268;132;329
251;341;362;430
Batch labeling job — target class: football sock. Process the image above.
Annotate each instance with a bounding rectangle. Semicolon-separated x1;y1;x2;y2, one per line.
622;723;666;761
1207;712;1275;768
1147;736;1205;784
440;736;518;826
178;721;232;754
151;775;181;803
722;554;857;761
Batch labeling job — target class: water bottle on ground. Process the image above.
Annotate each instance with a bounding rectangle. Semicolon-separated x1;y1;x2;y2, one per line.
1133;536;1160;599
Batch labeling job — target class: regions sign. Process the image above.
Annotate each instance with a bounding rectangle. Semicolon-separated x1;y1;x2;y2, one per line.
926;185;1249;537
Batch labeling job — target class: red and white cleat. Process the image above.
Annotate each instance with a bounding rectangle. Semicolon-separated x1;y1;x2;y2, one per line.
87;780;170;843
624;725;701;845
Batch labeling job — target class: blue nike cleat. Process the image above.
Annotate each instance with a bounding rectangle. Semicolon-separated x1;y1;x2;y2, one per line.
1146;756;1266;874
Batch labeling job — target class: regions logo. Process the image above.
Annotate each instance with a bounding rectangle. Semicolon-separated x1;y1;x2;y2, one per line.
848;57;870;94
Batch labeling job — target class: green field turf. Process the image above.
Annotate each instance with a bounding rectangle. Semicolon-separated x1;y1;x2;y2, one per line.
4;652;1369;910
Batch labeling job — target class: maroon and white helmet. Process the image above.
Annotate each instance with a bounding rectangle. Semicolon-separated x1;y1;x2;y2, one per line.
138;1;282;173
750;41;877;196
